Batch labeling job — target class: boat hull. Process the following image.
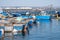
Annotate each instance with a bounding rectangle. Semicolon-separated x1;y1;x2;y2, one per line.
36;16;51;20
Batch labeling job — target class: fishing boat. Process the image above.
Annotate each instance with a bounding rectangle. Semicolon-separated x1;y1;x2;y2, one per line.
36;11;51;20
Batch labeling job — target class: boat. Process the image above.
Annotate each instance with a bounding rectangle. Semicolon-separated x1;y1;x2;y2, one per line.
36;11;51;20
12;24;23;35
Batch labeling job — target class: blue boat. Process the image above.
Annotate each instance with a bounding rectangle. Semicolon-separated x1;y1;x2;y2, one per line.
36;11;51;20
36;16;51;20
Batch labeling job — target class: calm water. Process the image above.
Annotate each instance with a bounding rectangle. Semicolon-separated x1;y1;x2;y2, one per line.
0;19;60;40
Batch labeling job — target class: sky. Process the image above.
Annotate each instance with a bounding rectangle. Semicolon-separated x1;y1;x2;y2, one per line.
0;0;60;7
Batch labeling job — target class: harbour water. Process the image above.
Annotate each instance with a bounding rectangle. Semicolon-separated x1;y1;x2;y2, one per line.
0;19;60;40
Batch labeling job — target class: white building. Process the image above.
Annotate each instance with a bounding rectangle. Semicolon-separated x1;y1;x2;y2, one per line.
20;7;32;9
